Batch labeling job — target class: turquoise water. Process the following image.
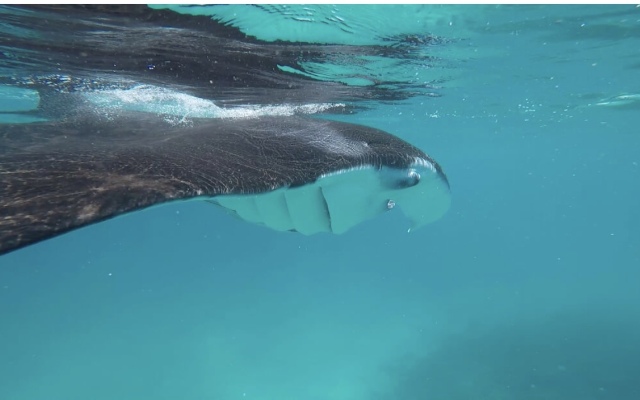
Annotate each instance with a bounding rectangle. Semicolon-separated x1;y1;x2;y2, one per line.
1;5;639;400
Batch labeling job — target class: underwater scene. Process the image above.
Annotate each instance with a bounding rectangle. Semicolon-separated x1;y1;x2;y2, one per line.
0;5;639;400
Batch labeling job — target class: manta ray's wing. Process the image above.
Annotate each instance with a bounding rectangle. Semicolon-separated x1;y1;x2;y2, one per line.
0;113;450;255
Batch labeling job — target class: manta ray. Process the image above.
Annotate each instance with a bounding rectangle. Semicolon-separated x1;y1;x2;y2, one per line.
0;112;450;255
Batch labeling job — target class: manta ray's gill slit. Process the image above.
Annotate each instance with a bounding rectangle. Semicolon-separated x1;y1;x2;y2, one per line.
319;186;334;233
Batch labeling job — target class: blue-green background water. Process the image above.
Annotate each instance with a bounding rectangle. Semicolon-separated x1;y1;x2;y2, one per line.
1;5;640;400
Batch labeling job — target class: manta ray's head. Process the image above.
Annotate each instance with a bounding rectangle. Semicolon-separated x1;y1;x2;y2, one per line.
375;156;451;231
213;119;451;235
306;156;451;234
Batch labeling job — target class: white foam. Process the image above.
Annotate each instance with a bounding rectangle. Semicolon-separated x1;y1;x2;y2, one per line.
216;102;344;119
83;84;223;118
82;84;344;122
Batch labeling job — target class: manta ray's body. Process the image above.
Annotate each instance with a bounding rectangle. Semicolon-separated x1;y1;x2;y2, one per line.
0;113;450;255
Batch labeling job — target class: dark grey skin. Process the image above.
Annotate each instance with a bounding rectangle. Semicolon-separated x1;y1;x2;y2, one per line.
0;113;448;255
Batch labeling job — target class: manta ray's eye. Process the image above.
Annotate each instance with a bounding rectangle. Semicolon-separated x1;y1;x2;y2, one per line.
395;169;421;189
